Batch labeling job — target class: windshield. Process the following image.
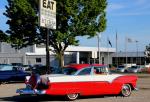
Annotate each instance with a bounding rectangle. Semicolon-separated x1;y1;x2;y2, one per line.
131;66;138;69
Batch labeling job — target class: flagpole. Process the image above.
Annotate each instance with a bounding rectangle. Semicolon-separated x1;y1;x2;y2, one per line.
107;37;112;66
116;31;118;67
107;41;109;65
107;37;109;65
136;40;139;65
125;37;127;67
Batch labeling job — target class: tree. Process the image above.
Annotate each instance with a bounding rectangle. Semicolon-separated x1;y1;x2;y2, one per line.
145;44;150;57
3;0;38;49
0;30;8;42
2;0;107;68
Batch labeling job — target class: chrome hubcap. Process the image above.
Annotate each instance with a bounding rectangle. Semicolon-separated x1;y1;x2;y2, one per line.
67;93;78;100
122;85;131;96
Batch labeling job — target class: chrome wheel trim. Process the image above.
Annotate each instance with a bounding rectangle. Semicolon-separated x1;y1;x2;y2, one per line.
121;84;131;97
67;93;79;100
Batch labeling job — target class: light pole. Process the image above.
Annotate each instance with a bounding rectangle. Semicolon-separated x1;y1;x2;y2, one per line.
97;33;101;64
135;40;138;65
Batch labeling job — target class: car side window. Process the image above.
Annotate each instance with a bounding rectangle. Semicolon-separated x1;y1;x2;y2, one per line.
62;68;77;75
94;66;108;74
77;68;91;75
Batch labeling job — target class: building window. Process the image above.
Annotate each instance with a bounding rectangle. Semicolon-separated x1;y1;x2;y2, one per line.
36;58;41;63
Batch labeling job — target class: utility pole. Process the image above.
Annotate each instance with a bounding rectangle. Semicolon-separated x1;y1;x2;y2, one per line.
46;28;50;74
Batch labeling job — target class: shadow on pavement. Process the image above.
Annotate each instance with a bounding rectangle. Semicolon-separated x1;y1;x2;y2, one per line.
0;95;66;102
0;95;114;102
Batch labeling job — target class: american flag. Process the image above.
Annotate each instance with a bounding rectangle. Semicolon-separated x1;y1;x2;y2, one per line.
107;37;112;47
127;38;133;43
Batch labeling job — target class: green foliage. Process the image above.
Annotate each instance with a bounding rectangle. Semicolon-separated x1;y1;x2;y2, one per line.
62;0;107;37
3;0;38;49
51;0;107;53
146;44;150;50
0;30;8;42
2;0;107;67
145;44;150;57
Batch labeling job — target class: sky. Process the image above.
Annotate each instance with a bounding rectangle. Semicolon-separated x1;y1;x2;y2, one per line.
0;0;150;52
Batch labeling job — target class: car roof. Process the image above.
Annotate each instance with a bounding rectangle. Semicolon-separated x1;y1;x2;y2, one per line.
64;64;106;70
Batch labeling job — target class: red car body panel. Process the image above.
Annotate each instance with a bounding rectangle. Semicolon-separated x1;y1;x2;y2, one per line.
65;64;106;70
45;81;110;95
64;64;91;70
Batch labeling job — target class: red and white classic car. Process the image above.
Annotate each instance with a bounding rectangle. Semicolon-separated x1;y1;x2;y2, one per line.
16;64;138;100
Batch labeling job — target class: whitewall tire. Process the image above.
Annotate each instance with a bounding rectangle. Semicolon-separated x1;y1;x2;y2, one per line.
120;84;132;97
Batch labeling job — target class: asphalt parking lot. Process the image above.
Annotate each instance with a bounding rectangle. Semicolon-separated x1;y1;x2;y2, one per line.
0;73;150;102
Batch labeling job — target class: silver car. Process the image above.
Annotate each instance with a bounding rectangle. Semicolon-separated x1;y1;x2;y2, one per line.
127;66;143;73
116;65;127;72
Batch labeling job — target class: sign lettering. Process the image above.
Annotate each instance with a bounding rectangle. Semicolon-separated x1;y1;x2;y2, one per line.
43;0;54;10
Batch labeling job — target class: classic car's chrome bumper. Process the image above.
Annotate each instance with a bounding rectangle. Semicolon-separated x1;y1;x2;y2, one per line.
16;88;46;95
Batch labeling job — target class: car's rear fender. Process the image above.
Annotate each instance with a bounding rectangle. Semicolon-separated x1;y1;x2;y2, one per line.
112;75;138;91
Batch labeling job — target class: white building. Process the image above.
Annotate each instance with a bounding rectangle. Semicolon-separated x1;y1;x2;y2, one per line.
0;42;116;66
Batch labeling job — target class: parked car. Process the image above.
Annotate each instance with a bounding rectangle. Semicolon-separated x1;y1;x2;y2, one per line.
116;65;127;72
145;64;150;68
16;64;138;101
11;63;23;67
0;65;31;84
22;65;32;71
31;65;62;75
127;65;144;73
32;64;44;69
